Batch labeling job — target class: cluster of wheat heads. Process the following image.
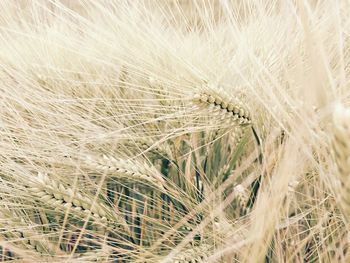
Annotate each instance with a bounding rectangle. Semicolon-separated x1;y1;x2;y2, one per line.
1;0;350;262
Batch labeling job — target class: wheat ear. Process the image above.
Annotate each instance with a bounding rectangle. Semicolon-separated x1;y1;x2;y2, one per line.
192;91;251;125
75;249;111;262
332;104;350;221
233;184;250;210
28;172;129;232
85;155;165;190
0;208;59;256
169;244;211;263
124;138;173;159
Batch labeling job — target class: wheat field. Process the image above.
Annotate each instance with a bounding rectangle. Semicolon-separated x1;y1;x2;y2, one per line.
0;0;349;262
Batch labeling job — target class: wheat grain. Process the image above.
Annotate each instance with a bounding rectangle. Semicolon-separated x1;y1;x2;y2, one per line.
287;180;299;193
